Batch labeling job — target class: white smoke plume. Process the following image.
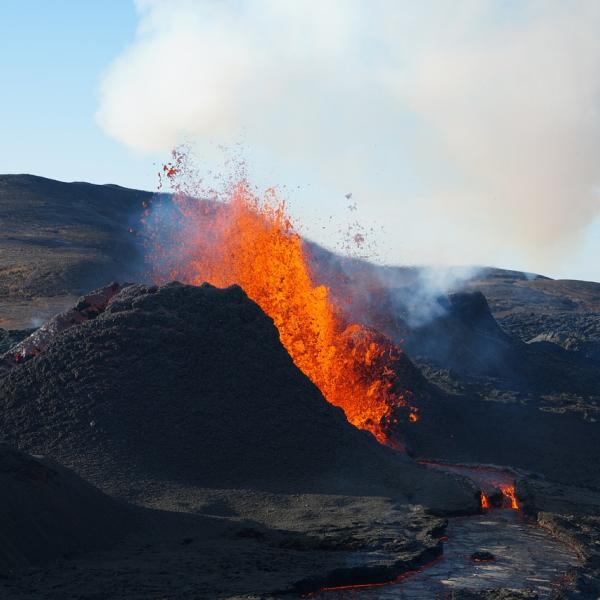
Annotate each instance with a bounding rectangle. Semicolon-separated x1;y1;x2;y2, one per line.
97;0;600;278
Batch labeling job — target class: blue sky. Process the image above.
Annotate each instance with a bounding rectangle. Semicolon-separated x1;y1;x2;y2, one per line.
0;0;160;187
1;1;599;282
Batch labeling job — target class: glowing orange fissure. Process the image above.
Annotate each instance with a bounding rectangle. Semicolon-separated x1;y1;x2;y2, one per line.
480;486;519;510
147;171;417;444
311;556;443;595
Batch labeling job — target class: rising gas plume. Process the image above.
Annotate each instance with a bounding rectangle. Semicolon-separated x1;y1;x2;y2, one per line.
98;0;600;279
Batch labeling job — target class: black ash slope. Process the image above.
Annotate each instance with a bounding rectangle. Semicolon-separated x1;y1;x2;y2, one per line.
0;174;151;328
0;444;130;575
384;293;600;488
305;250;600;487
0;281;476;512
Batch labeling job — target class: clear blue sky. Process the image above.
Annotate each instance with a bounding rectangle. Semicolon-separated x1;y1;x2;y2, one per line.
1;1;599;282
0;0;160;187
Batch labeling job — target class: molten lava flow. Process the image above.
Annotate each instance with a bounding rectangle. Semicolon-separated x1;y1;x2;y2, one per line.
146;171;417;444
480;491;490;510
480;485;518;510
418;461;520;511
313;556;443;595
499;484;519;510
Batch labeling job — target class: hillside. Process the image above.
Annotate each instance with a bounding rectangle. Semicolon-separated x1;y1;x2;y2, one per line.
0;174;150;328
1;174;599;597
0;444;130;575
0;281;476;512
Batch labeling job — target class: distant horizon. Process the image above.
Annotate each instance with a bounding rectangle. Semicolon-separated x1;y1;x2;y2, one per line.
4;170;599;285
2;1;600;283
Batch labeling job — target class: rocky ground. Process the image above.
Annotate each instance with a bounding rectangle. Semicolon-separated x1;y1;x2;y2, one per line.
0;282;477;599
0;445;130;575
0;282;476;511
315;509;580;599
0;485;448;599
0;326;32;353
467;268;600;363
1;175;600;598
512;475;600;598
306;254;600;489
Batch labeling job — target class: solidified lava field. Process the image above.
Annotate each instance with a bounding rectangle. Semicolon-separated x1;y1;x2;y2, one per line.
0;175;599;599
316;511;580;599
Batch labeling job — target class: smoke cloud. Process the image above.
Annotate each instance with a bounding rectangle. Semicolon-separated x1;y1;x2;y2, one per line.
97;0;600;277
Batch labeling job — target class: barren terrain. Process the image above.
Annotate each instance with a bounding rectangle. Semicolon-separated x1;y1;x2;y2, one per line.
1;175;599;598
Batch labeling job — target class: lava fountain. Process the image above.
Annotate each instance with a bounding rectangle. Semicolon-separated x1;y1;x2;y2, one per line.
144;155;417;445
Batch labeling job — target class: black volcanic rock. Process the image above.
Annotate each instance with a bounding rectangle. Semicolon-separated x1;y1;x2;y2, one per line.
450;590;538;600
0;328;33;353
467;270;600;364
402;386;600;488
3;175;599;496
0;282;124;373
0;281;476;512
374;296;600;488
537;512;600;598
470;550;495;562
0;444;129;575
404;291;516;378
393;290;600;398
295;243;600;486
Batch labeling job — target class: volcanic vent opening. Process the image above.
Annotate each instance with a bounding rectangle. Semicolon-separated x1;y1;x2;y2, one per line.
145;159;417;445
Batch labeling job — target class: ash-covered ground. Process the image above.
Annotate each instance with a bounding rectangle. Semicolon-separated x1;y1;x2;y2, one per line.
1;175;599;598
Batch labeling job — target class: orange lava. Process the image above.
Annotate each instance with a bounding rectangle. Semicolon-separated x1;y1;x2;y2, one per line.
480;486;519;510
147;165;417;444
499;484;519;510
480;491;490;509
310;556;443;595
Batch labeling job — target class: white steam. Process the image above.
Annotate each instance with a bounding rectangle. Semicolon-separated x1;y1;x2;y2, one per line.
97;0;600;278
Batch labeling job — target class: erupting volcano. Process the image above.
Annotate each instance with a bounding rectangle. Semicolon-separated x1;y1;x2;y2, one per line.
145;158;417;444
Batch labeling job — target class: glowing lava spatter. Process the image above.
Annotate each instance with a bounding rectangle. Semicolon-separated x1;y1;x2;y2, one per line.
145;152;417;444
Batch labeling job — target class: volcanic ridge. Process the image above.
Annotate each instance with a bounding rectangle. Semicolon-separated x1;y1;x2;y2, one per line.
0;281;475;509
1;175;600;598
